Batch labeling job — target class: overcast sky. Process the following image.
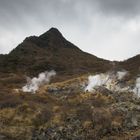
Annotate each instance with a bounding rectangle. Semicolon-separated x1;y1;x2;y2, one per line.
0;0;140;60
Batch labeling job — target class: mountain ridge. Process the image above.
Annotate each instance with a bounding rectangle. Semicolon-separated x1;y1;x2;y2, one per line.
0;28;112;80
0;27;139;81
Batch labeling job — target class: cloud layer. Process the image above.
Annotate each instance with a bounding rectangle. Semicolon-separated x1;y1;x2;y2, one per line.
0;0;140;60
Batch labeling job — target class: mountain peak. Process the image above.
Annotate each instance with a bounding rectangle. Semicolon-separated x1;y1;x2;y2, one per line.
39;27;63;40
48;27;62;35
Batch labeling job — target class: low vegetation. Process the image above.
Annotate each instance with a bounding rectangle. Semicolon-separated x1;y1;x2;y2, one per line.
0;75;139;140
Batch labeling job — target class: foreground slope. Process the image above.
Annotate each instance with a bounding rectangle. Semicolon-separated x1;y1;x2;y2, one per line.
0;76;140;140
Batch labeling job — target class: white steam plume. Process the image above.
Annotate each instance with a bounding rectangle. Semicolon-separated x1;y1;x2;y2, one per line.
133;77;140;97
85;71;128;92
22;70;56;93
85;74;109;92
116;71;127;80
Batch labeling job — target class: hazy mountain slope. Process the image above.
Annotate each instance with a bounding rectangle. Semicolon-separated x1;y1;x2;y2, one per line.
119;55;140;78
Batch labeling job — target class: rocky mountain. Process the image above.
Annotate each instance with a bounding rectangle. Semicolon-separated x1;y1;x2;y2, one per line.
0;28;112;81
0;28;140;140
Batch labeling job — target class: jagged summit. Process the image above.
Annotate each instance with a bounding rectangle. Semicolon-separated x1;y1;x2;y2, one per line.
38;27;69;48
39;27;63;40
23;27;74;49
23;27;64;46
39;27;65;46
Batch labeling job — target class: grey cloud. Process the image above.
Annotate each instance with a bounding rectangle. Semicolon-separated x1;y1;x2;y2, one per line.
93;0;140;17
1;0;140;24
0;0;79;27
1;0;140;30
0;0;140;60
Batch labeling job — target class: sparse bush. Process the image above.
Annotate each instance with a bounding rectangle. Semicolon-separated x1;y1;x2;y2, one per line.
33;109;52;127
16;103;31;114
90;93;113;107
0;92;22;109
92;108;112;136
